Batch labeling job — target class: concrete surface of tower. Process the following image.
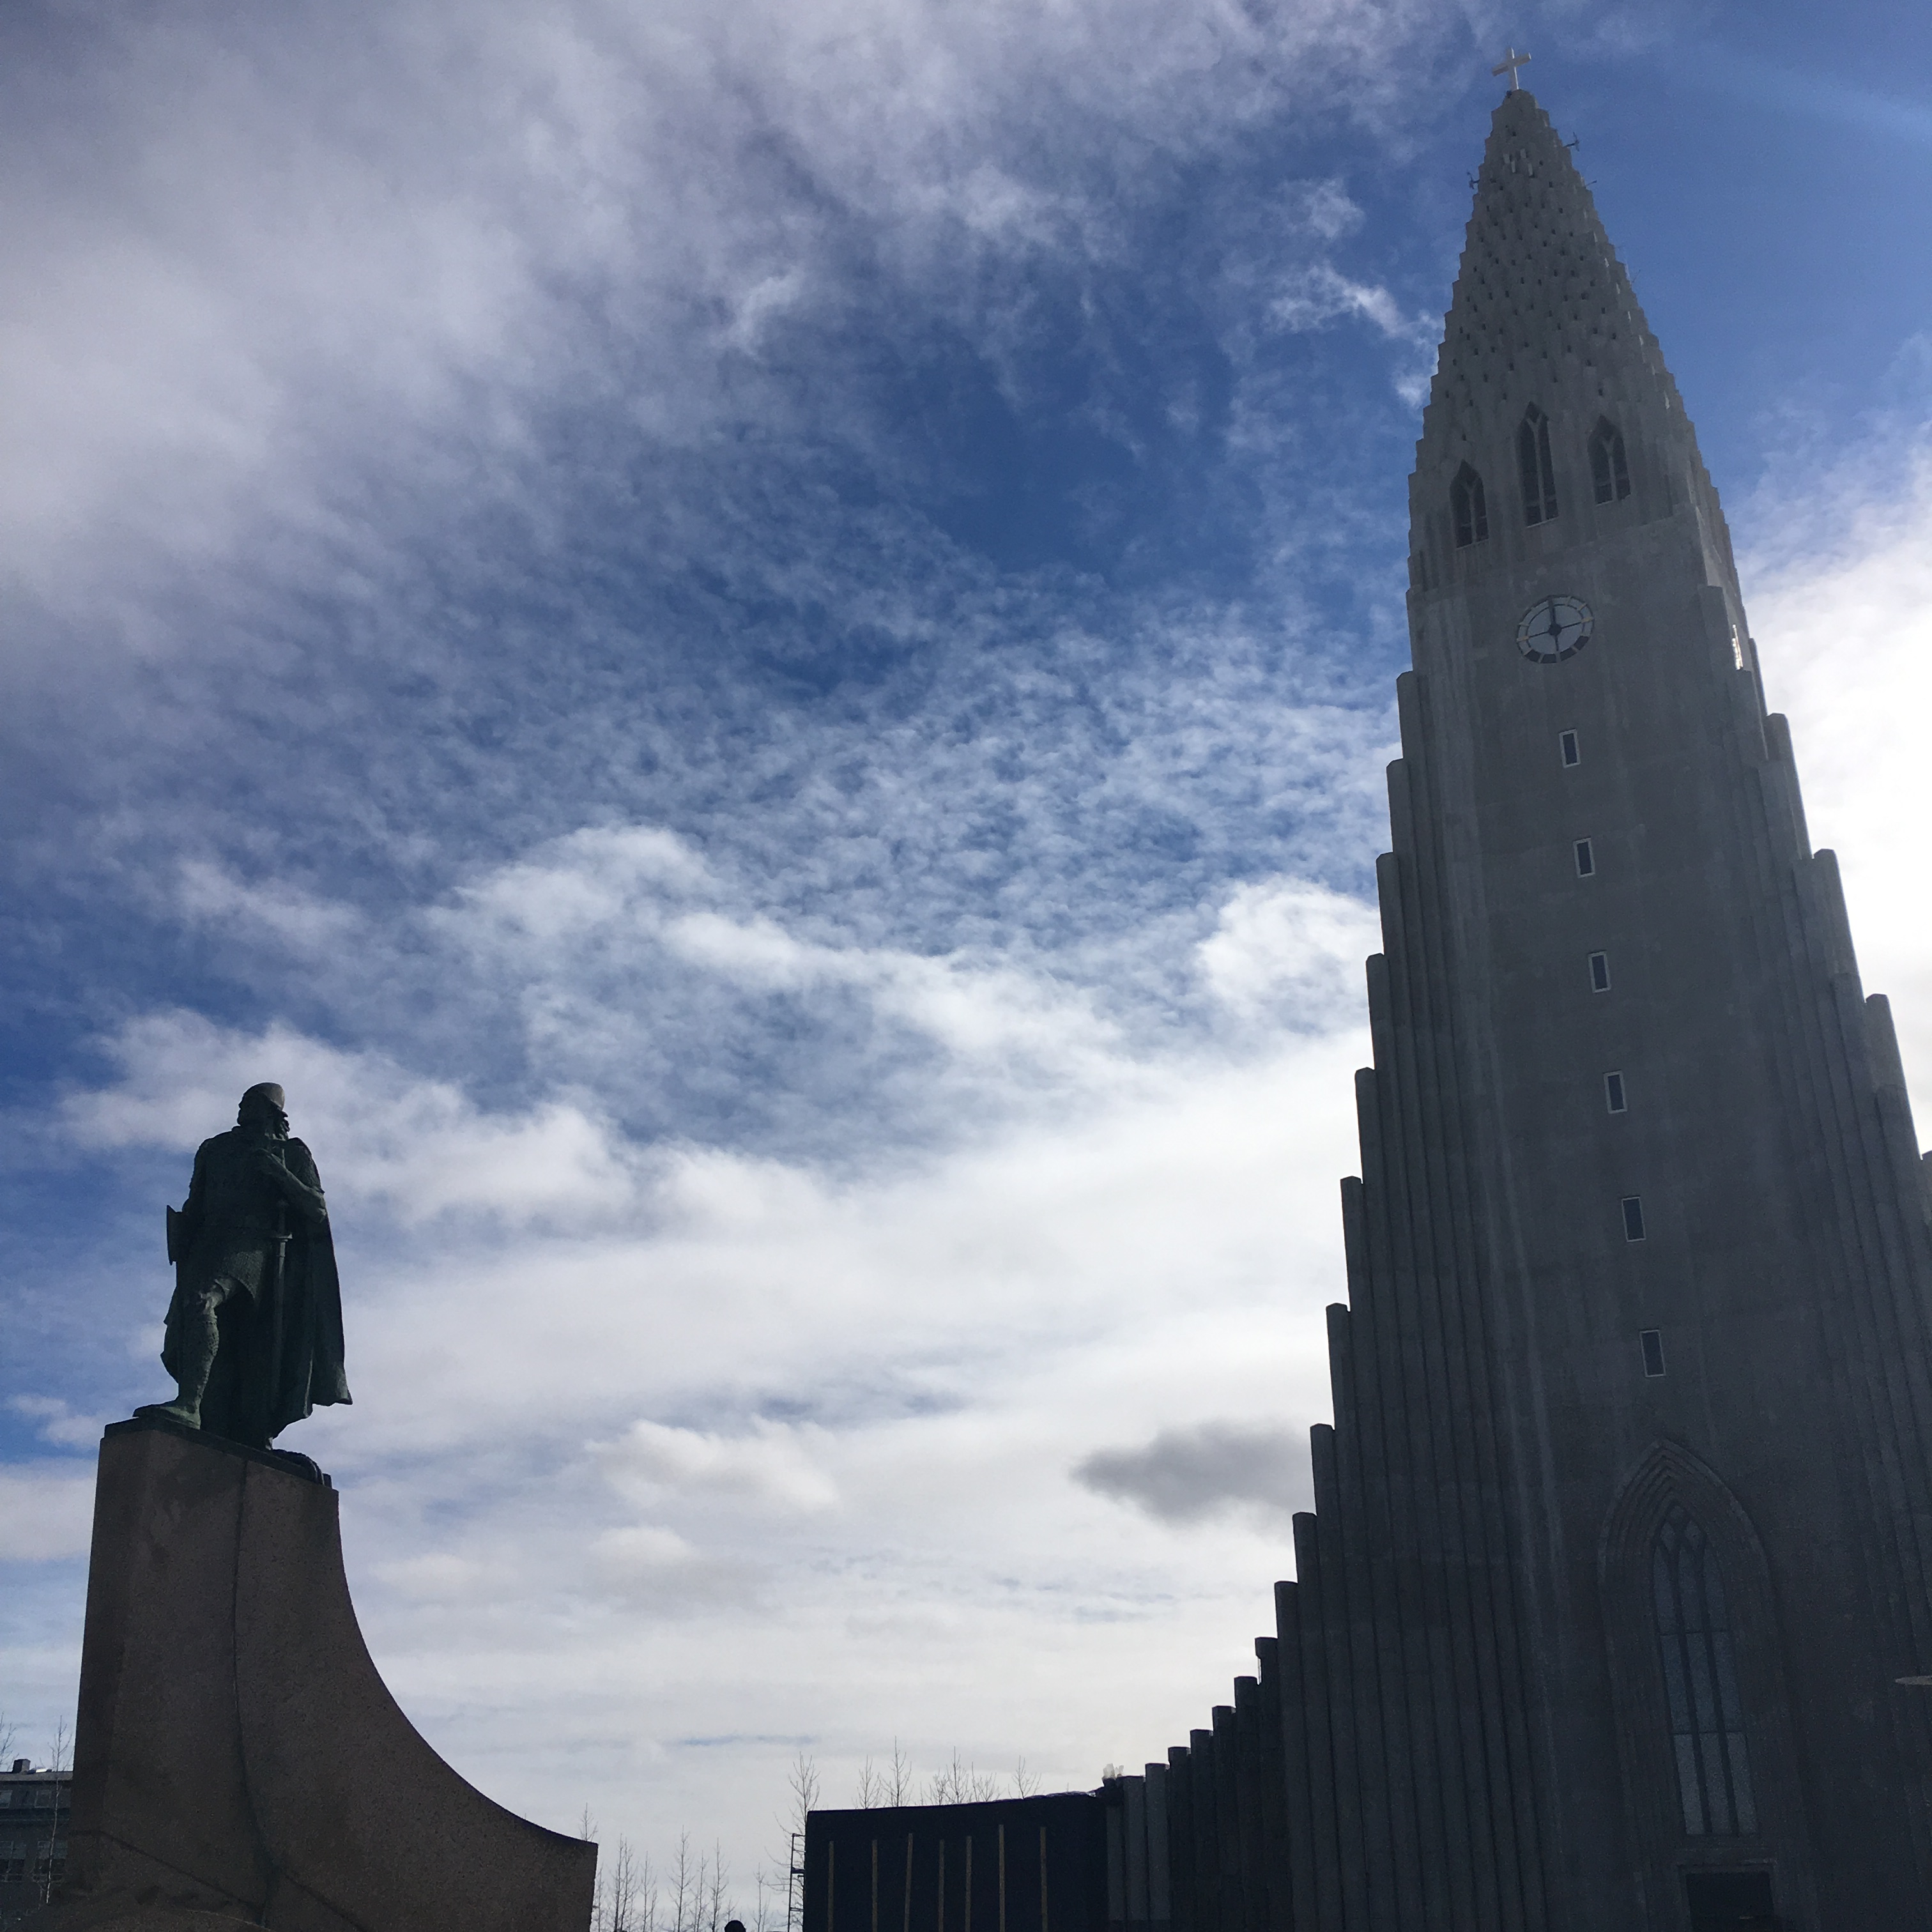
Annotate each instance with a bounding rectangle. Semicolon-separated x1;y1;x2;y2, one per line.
1384;76;1932;1928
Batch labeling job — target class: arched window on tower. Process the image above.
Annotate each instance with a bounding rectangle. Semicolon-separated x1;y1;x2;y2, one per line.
1590;417;1632;503
1518;404;1559;525
1451;463;1489;548
1653;1502;1757;1837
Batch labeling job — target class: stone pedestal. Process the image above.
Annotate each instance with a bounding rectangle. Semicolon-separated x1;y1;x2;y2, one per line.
43;1416;595;1932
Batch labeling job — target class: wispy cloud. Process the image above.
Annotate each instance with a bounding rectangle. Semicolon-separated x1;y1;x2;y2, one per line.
1268;263;1430;346
0;0;1456;625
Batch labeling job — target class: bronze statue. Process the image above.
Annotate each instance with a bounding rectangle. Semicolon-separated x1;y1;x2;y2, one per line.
137;1084;351;1448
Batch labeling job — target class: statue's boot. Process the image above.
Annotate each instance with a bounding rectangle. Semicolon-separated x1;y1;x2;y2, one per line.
135;1292;220;1431
134;1399;205;1428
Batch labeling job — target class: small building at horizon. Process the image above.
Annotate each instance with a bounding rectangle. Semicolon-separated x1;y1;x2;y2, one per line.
1;1757;71;1922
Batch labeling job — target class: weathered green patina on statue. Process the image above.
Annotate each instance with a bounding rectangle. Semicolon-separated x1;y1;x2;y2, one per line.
135;1084;351;1448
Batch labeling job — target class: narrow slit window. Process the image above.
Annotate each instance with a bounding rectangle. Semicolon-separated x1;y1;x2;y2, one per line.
1451;463;1489;548
1518;404;1559;525
1590;951;1611;992
1640;1328;1666;1377
1605;1071;1627;1113
1589;417;1631;503
1622;1195;1647;1241
1560;729;1579;767
1731;624;1745;671
1575;838;1596;877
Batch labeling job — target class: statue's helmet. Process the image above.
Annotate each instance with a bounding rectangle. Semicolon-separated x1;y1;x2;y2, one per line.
238;1082;288;1119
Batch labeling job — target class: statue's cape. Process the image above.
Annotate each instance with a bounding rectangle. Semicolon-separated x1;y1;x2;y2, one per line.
164;1132;352;1441
264;1152;352;1436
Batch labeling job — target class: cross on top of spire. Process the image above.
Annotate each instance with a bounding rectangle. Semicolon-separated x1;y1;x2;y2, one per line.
1491;45;1531;91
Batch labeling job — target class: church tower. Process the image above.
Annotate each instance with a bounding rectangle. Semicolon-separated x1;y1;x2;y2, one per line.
1383;77;1932;1928
799;75;1932;1932
1083;79;1932;1932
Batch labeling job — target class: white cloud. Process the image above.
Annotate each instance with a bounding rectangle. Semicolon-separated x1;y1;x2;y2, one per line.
588;1525;765;1611
1281;178;1365;241
175;861;367;953
8;1397;111;1452
447;827;717;946
665;909;1123;1078
280;1016;1356;1457
0;0;1450;629
1745;434;1932;1133
597;1421;838;1513
0;1466;96;1562
61;1011;641;1227
1267;263;1432;346
724;269;811;353
1197;876;1379;1025
375;1551;500;1602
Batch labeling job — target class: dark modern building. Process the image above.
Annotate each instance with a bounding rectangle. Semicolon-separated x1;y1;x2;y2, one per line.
813;80;1932;1932
0;1758;70;1924
804;1795;1113;1932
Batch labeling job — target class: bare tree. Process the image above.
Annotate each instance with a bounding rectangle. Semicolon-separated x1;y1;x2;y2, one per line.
786;1752;820;1841
703;1839;733;1932
857;1740;916;1807
668;1832;698;1932
581;1810;606;1932
1011;1759;1041;1798
606;1831;645;1932
759;1751;817;1932
37;1720;70;1906
753;1864;780;1932
928;1751;998;1806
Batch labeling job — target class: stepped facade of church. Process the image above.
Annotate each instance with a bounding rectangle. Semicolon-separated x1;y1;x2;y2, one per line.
1106;86;1932;1932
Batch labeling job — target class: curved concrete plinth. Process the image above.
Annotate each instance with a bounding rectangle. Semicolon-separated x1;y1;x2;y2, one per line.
44;1418;595;1932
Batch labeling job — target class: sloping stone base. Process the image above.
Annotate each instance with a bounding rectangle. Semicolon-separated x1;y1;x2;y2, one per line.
34;1417;594;1932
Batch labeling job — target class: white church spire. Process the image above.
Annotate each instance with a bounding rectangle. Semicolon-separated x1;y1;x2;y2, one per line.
1423;89;1682;452
1409;87;1735;604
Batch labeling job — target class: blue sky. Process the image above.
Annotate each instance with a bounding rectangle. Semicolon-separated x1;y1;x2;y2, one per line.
4;0;1931;1894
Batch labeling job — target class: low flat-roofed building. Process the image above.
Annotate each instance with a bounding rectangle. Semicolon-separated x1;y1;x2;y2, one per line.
0;1756;71;1921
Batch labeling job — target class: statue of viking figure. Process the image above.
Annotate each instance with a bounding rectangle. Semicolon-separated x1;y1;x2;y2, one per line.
137;1083;351;1448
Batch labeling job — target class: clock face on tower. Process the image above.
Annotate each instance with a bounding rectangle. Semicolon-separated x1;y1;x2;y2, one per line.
1515;595;1595;664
